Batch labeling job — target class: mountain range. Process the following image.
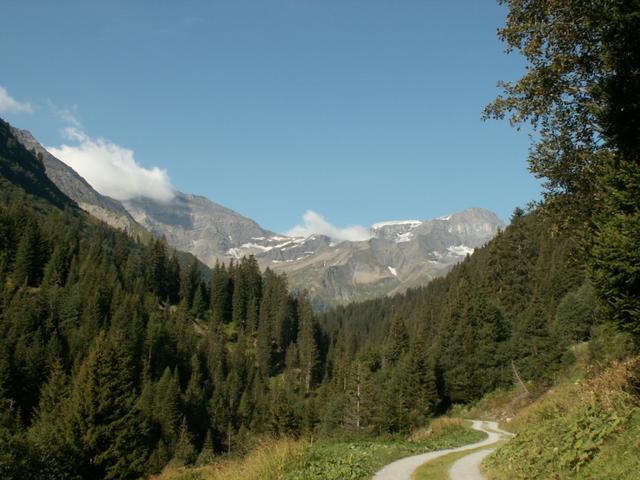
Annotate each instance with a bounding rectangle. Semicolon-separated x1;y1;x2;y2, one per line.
12;125;503;308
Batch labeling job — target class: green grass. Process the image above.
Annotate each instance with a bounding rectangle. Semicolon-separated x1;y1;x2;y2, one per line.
575;409;640;479
284;426;484;480
483;357;640;479
159;418;485;480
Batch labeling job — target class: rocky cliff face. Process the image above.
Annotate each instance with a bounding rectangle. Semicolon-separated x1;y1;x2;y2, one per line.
11;128;141;234
263;208;504;308
122;193;274;267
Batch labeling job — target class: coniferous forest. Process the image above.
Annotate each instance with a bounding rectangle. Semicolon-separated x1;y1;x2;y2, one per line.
1;1;639;479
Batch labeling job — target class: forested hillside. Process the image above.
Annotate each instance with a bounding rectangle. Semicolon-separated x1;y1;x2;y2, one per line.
0;119;326;479
314;207;598;429
1;1;639;478
0;109;602;479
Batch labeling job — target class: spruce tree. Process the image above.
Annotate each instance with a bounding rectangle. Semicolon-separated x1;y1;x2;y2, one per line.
166;252;181;305
297;296;320;393
210;261;231;324
184;354;208;444
179;258;200;308
27;362;77;480
383;315;409;367
12;218;47;287
171;418;196;467
64;332;149;479
195;430;215;466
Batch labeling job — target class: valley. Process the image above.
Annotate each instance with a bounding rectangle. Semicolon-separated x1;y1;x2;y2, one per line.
1;1;639;479
12;127;503;309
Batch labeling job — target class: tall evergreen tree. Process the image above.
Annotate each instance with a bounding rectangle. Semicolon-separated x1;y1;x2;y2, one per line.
12;218;47;287
297;296;320;393
210;261;231;324
179;259;200;308
65;332;149;480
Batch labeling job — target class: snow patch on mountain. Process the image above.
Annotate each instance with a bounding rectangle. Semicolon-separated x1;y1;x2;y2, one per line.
447;245;475;256
372;220;422;230
395;232;414;243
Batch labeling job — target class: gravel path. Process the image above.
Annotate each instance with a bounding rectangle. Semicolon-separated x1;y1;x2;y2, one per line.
372;420;512;480
448;448;495;480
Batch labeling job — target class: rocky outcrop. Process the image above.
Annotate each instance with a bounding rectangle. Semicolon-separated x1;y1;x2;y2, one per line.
11;128;141;234
122;193;274;267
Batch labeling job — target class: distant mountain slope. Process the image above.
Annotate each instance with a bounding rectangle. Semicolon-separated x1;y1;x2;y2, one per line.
6;121;501;307
0;119;75;211
267;208;504;308
10;127;142;234
122;188;503;307
122;193;275;267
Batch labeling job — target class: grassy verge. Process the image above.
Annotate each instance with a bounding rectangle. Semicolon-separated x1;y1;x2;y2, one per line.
157;417;485;480
483;357;640;479
153;438;306;480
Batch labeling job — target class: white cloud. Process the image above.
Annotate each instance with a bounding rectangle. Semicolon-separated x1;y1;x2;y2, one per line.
0;85;33;114
47;127;174;203
287;210;372;242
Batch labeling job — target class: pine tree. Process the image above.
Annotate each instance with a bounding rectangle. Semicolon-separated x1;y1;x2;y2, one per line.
153;367;182;444
171;418;196;467
210;261;231;324
145;239;168;301
297;296;320;393
64;332;149;479
26;361;78;480
166;252;181;305
184;354;208;444
191;281;208;319
231;263;247;328
179;258;200;308
383;315;409;367
402;336;439;424
42;244;70;287
256;310;274;377
195;430;215;466
12;218;47;287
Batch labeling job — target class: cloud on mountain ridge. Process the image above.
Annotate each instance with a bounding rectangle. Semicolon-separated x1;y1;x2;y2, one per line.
287;210;372;242
48;127;174;203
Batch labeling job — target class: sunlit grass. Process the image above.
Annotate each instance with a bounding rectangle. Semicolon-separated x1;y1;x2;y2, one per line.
158;416;485;480
153;438;306;480
483;357;640;479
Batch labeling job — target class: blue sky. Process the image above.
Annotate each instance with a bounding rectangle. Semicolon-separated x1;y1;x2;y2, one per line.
0;1;539;234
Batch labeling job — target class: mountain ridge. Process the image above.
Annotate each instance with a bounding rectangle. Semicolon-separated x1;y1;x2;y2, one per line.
10;123;503;307
10;127;143;234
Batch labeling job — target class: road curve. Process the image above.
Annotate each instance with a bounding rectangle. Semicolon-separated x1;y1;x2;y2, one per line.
448;448;495;480
372;420;512;480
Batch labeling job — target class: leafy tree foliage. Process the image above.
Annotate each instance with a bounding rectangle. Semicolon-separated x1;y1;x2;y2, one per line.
484;0;640;343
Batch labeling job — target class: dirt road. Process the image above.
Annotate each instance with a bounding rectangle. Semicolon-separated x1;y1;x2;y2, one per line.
372;420;512;480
